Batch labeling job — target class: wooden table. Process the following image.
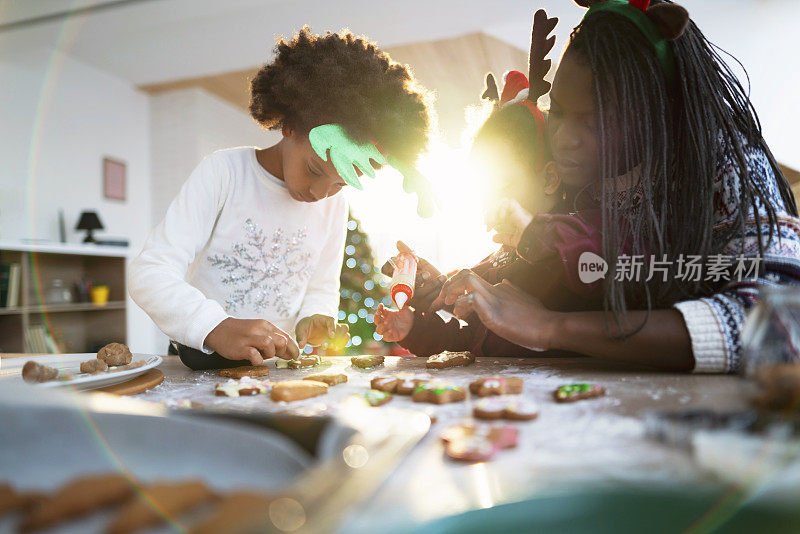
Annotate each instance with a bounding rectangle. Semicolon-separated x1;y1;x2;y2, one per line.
130;354;753;532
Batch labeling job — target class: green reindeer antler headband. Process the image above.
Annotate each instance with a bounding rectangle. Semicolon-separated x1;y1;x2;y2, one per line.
577;0;689;82
309;124;436;218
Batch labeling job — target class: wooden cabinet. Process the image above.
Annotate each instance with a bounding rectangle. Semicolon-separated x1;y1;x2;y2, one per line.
0;242;129;353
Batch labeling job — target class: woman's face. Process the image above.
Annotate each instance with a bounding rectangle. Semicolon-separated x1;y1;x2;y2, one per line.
548;48;601;192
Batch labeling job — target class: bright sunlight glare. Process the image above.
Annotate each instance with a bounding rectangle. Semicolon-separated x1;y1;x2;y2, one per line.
345;138;496;276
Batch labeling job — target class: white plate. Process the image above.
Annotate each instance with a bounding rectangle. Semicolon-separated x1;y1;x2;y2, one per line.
0;353;163;391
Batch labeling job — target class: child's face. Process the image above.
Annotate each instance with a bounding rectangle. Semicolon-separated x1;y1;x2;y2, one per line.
548;48;600;192
280;130;349;202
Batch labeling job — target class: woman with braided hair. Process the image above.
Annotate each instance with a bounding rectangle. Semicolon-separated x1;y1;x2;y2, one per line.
434;0;800;372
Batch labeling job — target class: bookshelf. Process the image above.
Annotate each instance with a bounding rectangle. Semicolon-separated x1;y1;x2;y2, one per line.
0;242;129;353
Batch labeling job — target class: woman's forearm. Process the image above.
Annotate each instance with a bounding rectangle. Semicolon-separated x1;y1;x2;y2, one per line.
549;309;695;372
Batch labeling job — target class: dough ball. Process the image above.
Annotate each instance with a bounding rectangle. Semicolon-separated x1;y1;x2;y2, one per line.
97;343;132;366
80;358;109;374
22;361;59;383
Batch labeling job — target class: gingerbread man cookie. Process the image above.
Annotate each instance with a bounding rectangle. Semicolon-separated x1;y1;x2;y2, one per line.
553;383;606;403
426;351;475;369
411;381;466;404
354;389;393;407
440;424;519;462
214;377;271;397
473;398;539;421
469;376;523;397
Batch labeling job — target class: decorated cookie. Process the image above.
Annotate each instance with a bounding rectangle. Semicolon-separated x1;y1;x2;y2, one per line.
355;389;393;407
80;358;108;374
21;361;60;383
426;351;475;369
474;398;539;421
370;376;399;392
214;377;272;397
440;424;519;462
303;372;347;386
271;379;328;402
469;376;523;397
412;381;466;404
219;365;269;379
276;355;322;369
190;491;273;534
106;480;215;534
351;355;385;368
396;373;433;394
19;473;134;531
553;383;606;403
97;342;133;366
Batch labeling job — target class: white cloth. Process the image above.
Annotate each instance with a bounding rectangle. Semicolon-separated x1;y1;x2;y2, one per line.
129;147;347;352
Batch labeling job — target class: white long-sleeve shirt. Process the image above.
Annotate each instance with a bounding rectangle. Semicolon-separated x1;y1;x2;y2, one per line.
129;147;348;352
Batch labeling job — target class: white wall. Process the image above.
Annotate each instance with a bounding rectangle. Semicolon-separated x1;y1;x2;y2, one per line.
149;87;280;226
0;46;158;353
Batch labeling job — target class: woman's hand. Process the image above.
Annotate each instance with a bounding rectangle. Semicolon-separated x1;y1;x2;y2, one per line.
430;270;557;351
380;240;446;309
374;303;415;342
296;314;350;349
205;318;300;364
485;198;534;248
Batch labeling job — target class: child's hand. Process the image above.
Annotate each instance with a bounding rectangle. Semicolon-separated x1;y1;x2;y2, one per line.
485;198;534;248
204;318;300;364
380;240;446;309
296;314;350;348
374;303;414;342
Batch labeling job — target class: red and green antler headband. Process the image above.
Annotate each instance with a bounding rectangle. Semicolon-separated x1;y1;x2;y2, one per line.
576;0;689;82
481;9;558;168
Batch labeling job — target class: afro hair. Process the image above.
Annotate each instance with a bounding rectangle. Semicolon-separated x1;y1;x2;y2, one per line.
249;26;432;165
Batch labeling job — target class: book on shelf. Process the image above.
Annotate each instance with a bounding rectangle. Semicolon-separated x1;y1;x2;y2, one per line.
0;262;20;308
24;325;62;354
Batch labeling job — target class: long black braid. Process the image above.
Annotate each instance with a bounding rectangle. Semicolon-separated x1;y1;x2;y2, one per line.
568;0;797;336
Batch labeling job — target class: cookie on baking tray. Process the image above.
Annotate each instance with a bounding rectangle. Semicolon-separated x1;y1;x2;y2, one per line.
219;365;269;379
19;473;133;532
440;424;519;462
275;355;322;369
354;389;393;407
271;380;328;402
189;491;273;534
371;373;432;395
411;381;466;404
474;398;539;421
553;383;606;403
303;372;347;386
351;355;384;368
426;351;475;369
214;377;271;397
469;376;523;397
106;480;215;534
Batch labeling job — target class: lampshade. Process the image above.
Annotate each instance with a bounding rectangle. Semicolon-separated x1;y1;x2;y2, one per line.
75;211;104;231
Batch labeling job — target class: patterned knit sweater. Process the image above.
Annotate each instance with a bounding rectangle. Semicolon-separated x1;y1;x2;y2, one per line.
674;141;800;373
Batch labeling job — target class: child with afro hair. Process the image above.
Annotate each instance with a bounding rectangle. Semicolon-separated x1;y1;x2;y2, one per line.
130;27;432;370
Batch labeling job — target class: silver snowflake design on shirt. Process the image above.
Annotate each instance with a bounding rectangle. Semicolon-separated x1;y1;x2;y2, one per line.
207;219;313;316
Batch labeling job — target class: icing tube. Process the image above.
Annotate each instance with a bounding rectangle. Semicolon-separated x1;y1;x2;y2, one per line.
390;251;417;309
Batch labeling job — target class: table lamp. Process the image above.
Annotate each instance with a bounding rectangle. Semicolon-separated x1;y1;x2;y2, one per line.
75;211;104;243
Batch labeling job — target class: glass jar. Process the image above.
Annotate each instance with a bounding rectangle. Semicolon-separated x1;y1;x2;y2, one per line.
741;285;800;376
45;279;73;305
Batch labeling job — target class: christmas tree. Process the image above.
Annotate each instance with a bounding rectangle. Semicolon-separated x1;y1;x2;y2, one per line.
334;211;393;354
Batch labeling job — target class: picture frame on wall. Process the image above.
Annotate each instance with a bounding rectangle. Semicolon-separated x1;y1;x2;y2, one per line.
103;157;126;201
